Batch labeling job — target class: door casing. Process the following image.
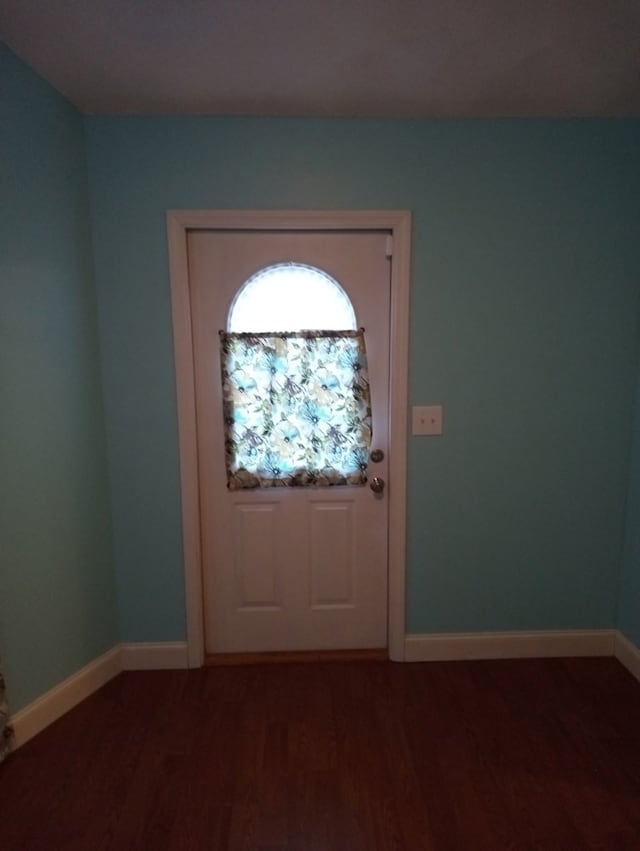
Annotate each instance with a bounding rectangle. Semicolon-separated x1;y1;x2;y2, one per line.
166;210;411;666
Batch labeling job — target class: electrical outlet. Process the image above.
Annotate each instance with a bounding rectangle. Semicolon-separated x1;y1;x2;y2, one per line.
412;405;443;436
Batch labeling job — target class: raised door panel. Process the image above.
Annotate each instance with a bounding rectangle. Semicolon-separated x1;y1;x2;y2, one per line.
309;501;355;609
233;503;282;610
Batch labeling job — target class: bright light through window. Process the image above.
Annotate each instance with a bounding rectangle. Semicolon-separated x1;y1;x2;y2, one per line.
228;263;357;332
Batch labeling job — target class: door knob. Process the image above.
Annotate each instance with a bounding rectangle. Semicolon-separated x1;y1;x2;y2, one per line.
370;448;384;463
370;476;385;494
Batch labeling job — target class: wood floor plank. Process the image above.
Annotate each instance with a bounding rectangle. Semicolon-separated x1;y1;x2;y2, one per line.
1;659;639;850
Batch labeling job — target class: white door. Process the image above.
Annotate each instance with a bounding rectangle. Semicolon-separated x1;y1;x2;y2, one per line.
188;230;391;654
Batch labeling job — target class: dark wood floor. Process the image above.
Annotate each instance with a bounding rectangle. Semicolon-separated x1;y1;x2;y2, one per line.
1;658;640;850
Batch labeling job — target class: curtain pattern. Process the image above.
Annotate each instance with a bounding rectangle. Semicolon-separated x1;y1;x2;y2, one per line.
220;329;372;489
0;665;13;763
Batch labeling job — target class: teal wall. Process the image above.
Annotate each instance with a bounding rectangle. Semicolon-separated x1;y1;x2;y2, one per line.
0;44;117;710
85;116;640;641
620;361;640;647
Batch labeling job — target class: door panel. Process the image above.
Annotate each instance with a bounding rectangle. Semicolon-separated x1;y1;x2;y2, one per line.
188;229;391;653
309;500;355;608
233;503;282;609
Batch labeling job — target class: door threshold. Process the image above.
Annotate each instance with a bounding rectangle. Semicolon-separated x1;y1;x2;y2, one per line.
205;648;389;666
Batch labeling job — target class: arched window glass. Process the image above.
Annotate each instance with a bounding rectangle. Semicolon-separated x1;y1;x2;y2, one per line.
228;262;357;332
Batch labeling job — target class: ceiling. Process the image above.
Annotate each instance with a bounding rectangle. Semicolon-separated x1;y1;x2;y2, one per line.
1;0;640;117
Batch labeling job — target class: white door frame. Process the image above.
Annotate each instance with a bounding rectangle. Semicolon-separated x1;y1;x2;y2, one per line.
166;210;411;666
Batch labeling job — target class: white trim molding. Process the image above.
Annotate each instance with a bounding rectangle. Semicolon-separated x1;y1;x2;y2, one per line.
8;632;639;752
404;629;617;662
121;642;189;670
615;631;640;683
166;209;412;665
11;647;122;748
10;642;191;750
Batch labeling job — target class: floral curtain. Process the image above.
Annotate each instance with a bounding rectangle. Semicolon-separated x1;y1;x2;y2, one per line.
220;329;372;489
0;663;13;763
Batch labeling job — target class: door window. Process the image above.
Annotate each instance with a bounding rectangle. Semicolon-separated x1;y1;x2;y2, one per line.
221;264;371;489
228;262;356;332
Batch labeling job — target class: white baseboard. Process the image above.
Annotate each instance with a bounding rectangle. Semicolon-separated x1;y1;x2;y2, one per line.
121;641;189;670
615;631;640;683
11;646;122;748
8;631;637;753
404;629;616;662
10;642;188;751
